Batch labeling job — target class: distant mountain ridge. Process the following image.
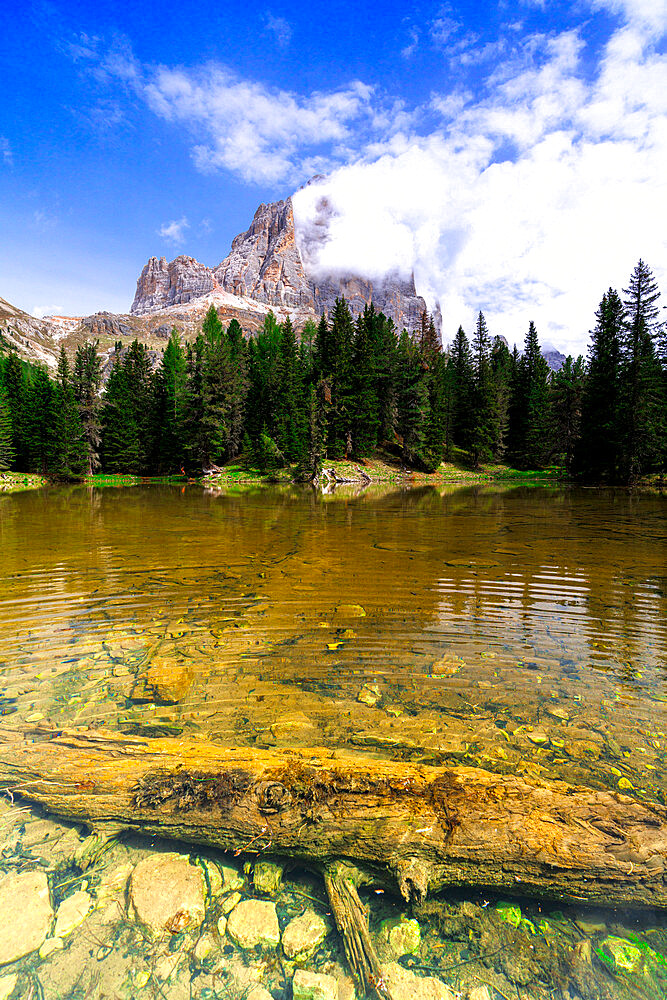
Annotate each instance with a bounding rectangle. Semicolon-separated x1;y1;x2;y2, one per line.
131;197;433;334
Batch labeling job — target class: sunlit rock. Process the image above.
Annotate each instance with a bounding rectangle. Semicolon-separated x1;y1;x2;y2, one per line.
129;853;205;934
54;889;92;936
227;899;280;949
0;870;53;965
282;909;330;960
292;969;338;1000
378;915;421;959
381;961;457;1000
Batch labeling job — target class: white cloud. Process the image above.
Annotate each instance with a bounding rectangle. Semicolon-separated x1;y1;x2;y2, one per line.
401;26;420;59
157;217;190;245
32;304;64;319
143;66;378;185
0;137;13;166
587;0;667;35
264;13;292;47
293;22;667;355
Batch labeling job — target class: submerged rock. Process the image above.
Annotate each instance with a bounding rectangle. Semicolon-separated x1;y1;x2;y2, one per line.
129;853;205;934
253;860;284;896
357;683;381;707
219;863;245;892
282;908;330;960
220;890;242;914
599;935;643;973
54;889;92;936
247;988;275;1000
378;915;421;959
0;870;53;965
226;899;280;949
194;930;218;963
133;657;194;703
292;969;338;1000
382;962;457;1000
0;975;17;1000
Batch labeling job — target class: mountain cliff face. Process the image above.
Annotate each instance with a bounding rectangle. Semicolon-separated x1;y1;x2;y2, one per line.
132;197;433;332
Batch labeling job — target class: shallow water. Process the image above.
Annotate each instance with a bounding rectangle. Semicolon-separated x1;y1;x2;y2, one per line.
0;482;666;999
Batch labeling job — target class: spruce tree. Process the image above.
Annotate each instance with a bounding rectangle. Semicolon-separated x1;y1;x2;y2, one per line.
509;323;550;469
274;317;305;461
575;289;623;481
550;355;585;473
489;336;513;460
351;307;380;456
1;353;29;469
449;326;475;457
396;330;428;468
0;380;14;471
324;299;355;458
152;328;186;473
469;312;496;466
619;260;665;480
225;319;248;459
53;348;86;477
72;341;102;475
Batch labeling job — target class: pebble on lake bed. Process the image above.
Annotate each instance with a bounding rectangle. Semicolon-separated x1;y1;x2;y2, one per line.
357;683;381;706
378;915;421;959
246;987;275;1000
292;969;338;1000
282;909;330;960
253;860;284;896
382;962;458;1000
226;899;280;949
54;889;92;936
0;870;53;965
129;853;205;934
0;975;18;1000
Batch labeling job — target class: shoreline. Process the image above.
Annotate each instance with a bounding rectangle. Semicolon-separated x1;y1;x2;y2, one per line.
1;460;663;494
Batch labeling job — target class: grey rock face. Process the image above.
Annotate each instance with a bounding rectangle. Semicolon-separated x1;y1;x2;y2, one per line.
132;256;215;314
131;197;435;333
213;200;313;309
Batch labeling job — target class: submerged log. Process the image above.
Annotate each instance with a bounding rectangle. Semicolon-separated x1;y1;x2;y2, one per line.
1;728;666;993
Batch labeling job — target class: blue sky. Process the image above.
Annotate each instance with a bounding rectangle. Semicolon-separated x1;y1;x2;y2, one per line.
1;0;665;352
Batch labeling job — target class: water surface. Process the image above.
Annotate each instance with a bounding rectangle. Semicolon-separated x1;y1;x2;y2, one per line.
0;483;666;999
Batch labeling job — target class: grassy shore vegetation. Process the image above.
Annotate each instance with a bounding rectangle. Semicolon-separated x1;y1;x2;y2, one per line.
0;260;665;488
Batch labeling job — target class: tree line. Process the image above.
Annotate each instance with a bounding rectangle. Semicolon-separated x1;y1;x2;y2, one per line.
0;259;664;484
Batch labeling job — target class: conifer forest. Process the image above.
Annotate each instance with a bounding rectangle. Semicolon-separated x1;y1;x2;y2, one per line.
0;260;665;485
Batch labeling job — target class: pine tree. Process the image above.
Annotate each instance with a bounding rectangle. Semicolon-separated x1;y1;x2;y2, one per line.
449;326;475;457
489;336;513;460
323;299;355;458
351;307;380;456
619;260;665;481
72;342;102;475
509;323;550;469
469;312;496;466
0;380;14;471
1;352;29;469
575;289;623;481
550;356;585;473
396;330;428;468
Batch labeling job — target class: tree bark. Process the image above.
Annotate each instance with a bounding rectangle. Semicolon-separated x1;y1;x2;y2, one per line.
1;727;666;993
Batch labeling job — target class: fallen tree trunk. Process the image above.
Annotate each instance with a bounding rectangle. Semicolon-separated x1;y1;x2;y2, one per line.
1;728;666;994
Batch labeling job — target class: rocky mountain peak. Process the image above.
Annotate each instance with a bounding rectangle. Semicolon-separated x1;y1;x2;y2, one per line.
131;195;435;333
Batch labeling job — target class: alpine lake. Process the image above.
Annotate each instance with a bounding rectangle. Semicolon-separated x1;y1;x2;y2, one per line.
0;481;665;1000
